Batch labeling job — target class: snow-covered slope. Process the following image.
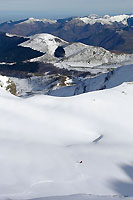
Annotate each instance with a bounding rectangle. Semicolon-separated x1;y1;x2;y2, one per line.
63;43;132;65
2;64;132;97
20;33;68;55
0;82;133;199
29;194;133;200
20;33;133;70
78;14;133;25
48;64;133;97
1;32;133;97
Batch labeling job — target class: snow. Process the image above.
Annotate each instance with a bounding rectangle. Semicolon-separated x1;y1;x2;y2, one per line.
64;43;132;64
6;33;18;37
64;77;73;86
20;33;133;70
26;194;133;200
0;82;133;199
20;33;68;55
0;75;9;90
50;64;133;97
79;14;133;25
0;62;16;65
8;14;133;27
5;64;133;97
19;17;57;25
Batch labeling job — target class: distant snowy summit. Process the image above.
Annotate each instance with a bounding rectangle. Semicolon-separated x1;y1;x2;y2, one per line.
77;14;133;25
20;14;133;26
19;17;57;24
4;14;133;26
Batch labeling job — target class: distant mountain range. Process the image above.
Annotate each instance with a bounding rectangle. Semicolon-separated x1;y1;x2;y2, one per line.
0;14;133;53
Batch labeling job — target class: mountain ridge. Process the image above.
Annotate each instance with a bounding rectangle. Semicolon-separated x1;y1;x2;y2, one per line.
0;14;133;53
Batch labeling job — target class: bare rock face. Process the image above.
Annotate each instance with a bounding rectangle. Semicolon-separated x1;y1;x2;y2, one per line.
54;46;65;58
127;17;133;28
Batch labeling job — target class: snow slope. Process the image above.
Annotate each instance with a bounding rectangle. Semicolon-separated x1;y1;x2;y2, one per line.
0;194;132;200
49;64;133;97
5;64;133;97
0;82;133;199
28;194;133;200
20;34;68;55
62;43;132;66
20;33;133;70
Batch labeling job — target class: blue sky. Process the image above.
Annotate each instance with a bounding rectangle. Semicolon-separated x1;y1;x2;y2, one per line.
0;0;133;22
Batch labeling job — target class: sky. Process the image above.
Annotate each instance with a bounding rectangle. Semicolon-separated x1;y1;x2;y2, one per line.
0;0;133;22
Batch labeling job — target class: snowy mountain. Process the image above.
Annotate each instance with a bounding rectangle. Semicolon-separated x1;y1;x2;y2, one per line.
0;82;133;199
78;14;133;25
19;17;57;24
2;63;132;97
20;33;133;69
0;32;133;97
3;30;132;70
0;14;133;53
3;14;132;26
20;33;68;55
0;14;133;200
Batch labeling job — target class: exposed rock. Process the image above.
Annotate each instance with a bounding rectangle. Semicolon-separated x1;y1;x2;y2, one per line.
54;46;65;58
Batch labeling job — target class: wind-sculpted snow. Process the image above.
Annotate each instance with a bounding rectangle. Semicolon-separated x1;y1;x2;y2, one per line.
0;83;133;199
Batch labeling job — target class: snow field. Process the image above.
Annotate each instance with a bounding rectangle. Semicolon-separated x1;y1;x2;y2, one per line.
0;83;133;199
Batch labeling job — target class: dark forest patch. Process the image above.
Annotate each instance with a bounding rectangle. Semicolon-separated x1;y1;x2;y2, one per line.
0;32;44;62
0;61;90;79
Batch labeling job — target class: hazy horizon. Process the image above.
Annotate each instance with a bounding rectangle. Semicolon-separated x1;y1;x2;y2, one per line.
0;0;133;22
0;11;133;23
